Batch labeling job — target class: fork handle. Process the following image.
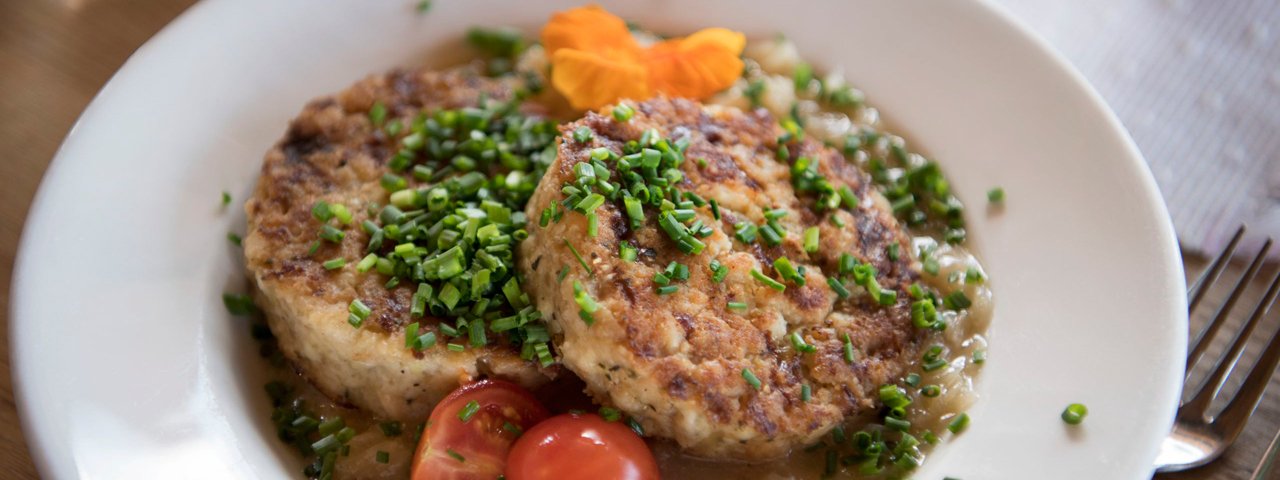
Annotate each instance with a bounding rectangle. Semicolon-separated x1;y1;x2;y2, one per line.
1254;426;1280;480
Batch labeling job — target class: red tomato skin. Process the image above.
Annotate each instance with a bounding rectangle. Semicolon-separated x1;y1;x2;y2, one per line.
411;379;550;480
505;413;660;480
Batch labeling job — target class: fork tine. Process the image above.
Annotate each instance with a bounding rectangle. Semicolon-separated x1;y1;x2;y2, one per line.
1188;225;1246;312
1188;238;1272;371
1182;265;1280;419
1214;316;1280;445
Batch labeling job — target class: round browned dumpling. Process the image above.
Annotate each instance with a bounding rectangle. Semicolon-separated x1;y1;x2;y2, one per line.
243;65;553;421
519;97;925;460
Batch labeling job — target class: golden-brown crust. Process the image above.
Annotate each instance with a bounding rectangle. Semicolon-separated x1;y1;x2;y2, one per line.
243;65;552;420
519;98;924;460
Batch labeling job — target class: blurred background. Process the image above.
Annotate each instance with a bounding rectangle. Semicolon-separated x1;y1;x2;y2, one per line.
1;0;1277;478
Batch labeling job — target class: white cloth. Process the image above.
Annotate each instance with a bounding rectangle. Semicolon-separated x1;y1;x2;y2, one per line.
993;0;1280;256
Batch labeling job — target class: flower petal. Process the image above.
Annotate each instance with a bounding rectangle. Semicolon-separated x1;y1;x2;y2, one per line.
550;49;650;110
644;28;746;99
541;5;641;59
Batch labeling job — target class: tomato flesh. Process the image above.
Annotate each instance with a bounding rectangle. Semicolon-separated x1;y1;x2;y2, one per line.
410;379;549;480
505;413;659;480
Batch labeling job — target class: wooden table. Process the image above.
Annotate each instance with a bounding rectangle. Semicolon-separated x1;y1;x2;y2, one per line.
0;1;1276;478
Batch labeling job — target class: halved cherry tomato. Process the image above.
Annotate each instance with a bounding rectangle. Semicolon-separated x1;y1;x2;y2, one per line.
505;413;659;480
410;379;549;480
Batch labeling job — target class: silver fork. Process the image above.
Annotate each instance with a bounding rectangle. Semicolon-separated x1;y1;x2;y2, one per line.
1154;226;1280;473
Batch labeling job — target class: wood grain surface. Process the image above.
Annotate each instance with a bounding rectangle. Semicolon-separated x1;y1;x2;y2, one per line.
0;1;1276;478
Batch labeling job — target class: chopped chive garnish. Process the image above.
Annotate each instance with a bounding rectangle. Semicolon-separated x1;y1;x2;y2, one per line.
322;257;346;270
227;232;242;246
378;421;403;437
948;413;970;433
446;449;466;462
827;277;850;298
221;191;231;206
885;416;911;432
803;227;820;253
922;384;941;397
801;384;811;402
329;204;353;225
356;254;378;273
905;373;921;387
751;269;786;291
944;291;972;310
502;421;523;437
709;199;721;220
557;265;570;282
572;126;594;143
973;349;987;364
619;241;638;262
319;225;345;243
727;301;748;311
742;368;762;390
709;259;729;283
564;240;592;276
447;343;465;352
987;187;1005;203
656;285;679;295
222;293;257;316
734;222;758;244
587;212;599;237
375;450;390;464
773;257;805;286
965;267;985;284
1062;403;1087;425
458;400;480;422
843;333;856;363
599;407;622;422
612;103;635;122
888;243;900;261
369;102;387;126
312;200;334;222
627;418;645;436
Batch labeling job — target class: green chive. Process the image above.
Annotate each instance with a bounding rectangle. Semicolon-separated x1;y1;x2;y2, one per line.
369;102;387;126
709;259;728;283
458;400;480;422
742;368;762;390
751;269;786;291
587;212;599;237
905;373;921;387
973;349;987;364
885;416;911;432
801;384;811;402
843;333;856;363
922;385;941;397
612;103;635;122
727;301;748;311
619;241;638;262
656;285;679;295
888;243;900;261
627;418;645;437
987;187;1005;203
803;227;820;253
944;291;972;310
709;198;721;220
1062;403;1087;425
312;200;333;222
319;225;345;243
222;293;257;316
227;232;242;246
827;277;851;298
565;240;592;276
322;257;346;270
599;407;622;422
773;257;804;285
573;126;594;143
446;449;465;462
447;343;465;352
375;450;390;464
356;254;378;273
948;413;970;433
221;191;231;206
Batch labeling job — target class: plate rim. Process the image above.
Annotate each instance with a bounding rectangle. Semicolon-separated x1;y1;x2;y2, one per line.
9;0;1187;477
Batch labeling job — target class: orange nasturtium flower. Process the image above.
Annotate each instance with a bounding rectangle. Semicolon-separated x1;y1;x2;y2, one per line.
541;5;746;110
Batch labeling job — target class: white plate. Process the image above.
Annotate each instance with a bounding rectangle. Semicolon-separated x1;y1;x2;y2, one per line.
10;0;1186;478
